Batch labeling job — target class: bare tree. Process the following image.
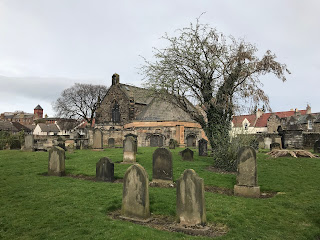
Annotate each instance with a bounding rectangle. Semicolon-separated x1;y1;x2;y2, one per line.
141;19;290;171
53;83;108;125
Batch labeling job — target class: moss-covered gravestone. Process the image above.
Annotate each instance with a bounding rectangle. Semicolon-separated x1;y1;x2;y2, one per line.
181;148;194;161
152;148;173;183
121;164;151;221
123;136;136;163
92;128;103;151
234;146;260;198
48;146;65;176
198;138;208;156
96;157;114;182
176;169;206;226
108;138;115;148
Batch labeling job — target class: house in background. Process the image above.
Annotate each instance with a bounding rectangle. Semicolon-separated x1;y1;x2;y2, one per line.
0;105;44;125
0;121;33;134
231;106;312;135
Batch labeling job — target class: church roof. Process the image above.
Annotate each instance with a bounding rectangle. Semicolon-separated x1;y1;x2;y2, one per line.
119;84;154;105
136;97;195;122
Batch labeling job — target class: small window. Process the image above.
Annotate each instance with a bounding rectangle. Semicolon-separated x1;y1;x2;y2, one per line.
308;120;313;130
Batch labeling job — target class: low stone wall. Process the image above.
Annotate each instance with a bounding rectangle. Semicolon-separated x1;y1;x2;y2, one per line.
303;133;320;149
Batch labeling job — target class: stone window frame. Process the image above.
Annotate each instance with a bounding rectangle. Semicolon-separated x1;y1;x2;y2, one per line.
307;119;313;130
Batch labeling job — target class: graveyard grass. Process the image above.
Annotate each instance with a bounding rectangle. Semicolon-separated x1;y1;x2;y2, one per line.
1;148;319;240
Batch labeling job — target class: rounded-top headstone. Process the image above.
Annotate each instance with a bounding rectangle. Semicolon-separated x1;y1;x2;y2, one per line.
152;148;173;181
236;146;257;186
121;164;150;220
48;146;66;176
314;140;320;153
181;148;194;161
176;169;206;226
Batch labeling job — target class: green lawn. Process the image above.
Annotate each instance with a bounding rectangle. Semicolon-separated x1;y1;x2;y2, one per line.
0;147;319;239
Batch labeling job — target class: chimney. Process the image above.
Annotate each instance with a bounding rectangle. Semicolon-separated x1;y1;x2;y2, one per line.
112;73;120;85
306;104;311;114
256;108;263;119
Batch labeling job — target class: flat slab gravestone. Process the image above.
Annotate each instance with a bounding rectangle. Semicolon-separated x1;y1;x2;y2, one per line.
181;148;194;161
24;135;34;151
234;146;260;198
152;148;173;182
314;140;320;153
123;136;136;163
92;129;103;151
121;164;151;221
96;157;114;182
198;138;208;156
176;169;206;226
48;146;65;176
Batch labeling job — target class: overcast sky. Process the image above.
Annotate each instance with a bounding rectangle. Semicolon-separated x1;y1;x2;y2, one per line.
0;0;319;117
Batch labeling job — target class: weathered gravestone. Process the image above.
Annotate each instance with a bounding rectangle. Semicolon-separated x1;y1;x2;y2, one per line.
270;142;281;151
169;139;176;149
121;164;151;221
314;140;320;153
152;148;173;182
92;128;103;151
176;169;206;226
96;157;114;182
24;135;34;151
234;146;260;198
108;138;115;148
48;146;65;176
198;138;208;156
123;136;136;163
124;133;138;153
181;148;194;161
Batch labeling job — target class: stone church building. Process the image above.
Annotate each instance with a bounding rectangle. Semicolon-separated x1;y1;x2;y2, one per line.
94;73;206;147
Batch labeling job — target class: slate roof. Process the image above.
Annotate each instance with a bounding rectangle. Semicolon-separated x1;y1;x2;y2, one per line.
38;123;60;133
56;120;79;130
34;105;43;110
11;122;32;132
119;84;154;105
136;97;195;122
0;121;19;132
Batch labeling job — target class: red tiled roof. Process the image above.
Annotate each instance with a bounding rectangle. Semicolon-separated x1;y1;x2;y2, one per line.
233;110;308;128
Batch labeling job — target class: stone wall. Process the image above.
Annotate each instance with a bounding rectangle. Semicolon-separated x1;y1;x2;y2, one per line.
303;132;320;148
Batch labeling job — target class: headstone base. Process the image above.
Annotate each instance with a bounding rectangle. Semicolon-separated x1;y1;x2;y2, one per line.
170;224;210;235
48;170;66;177
234;185;260;198
92;148;104;151
119;215;152;223
123;152;136;163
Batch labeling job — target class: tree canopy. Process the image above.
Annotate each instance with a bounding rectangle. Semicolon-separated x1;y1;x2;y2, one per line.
142;19;290;171
53;83;108;125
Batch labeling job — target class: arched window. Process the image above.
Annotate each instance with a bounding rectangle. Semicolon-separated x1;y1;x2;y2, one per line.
112;102;120;123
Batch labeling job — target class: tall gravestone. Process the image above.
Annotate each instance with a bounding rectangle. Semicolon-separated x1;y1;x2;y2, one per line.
181;148;194;161
198;138;208;156
169;139;176;149
176;169;206;226
108;138;115;148
234;146;260;198
96;157;114;182
264;137;272;149
48;146;65;176
121;164;151;221
124;133;138;153
24;135;34;151
123;136;136;163
314;140;320;153
92;129;103;151
152;148;173;182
